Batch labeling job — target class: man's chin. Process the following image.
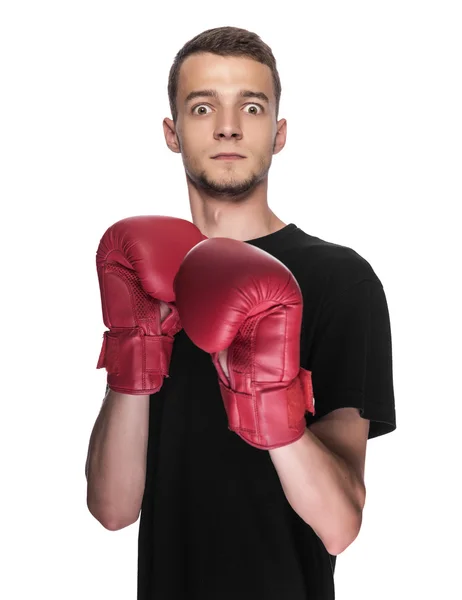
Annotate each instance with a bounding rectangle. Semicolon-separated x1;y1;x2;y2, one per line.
190;172;259;198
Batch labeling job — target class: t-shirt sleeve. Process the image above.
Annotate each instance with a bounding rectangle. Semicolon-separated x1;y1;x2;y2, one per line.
305;279;396;439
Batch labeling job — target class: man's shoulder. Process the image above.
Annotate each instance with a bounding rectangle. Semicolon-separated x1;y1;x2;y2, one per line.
280;226;382;296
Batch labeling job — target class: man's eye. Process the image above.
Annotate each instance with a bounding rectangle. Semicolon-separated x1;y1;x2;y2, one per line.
192;104;211;115
244;104;263;115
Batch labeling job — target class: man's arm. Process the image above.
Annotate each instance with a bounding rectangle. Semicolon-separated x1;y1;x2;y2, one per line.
269;407;369;556
88;217;204;530
85;389;150;530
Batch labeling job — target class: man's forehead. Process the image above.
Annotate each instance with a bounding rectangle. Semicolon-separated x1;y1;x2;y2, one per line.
177;53;273;98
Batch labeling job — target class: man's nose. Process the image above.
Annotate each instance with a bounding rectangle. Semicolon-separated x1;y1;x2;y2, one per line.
213;111;243;140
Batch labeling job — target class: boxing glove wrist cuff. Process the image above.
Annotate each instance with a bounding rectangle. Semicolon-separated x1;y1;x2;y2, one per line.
97;328;174;395
218;367;315;450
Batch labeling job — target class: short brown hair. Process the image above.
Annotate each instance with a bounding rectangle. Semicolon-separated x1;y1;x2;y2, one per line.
167;26;282;123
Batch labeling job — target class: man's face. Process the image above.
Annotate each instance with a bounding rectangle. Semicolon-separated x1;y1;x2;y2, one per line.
168;52;286;199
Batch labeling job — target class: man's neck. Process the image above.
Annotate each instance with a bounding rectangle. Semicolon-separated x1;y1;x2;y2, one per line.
188;188;286;241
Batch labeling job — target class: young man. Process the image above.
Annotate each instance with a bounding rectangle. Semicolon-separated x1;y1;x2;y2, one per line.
86;26;396;599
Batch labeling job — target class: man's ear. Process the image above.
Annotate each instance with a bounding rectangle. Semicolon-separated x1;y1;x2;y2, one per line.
163;118;181;154
273;118;287;155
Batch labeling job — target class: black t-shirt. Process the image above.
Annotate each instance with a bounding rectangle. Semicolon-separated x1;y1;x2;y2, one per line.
137;223;396;599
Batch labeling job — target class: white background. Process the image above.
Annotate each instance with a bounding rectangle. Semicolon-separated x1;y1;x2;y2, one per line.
1;1;461;598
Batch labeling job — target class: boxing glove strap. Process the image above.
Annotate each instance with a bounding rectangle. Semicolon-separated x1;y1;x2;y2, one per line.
97;328;174;394
218;367;315;449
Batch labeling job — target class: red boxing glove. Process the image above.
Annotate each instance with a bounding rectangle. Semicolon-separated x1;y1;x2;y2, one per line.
96;216;204;394
174;238;315;449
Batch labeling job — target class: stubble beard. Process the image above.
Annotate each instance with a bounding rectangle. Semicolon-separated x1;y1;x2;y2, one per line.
178;135;275;201
184;154;272;201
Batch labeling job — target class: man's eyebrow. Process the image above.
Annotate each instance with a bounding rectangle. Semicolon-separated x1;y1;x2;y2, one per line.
184;89;270;105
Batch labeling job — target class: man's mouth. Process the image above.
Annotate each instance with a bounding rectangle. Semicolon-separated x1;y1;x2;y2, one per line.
212;154;246;160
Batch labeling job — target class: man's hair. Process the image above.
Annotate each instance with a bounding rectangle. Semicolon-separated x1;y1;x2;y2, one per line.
167;26;281;123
